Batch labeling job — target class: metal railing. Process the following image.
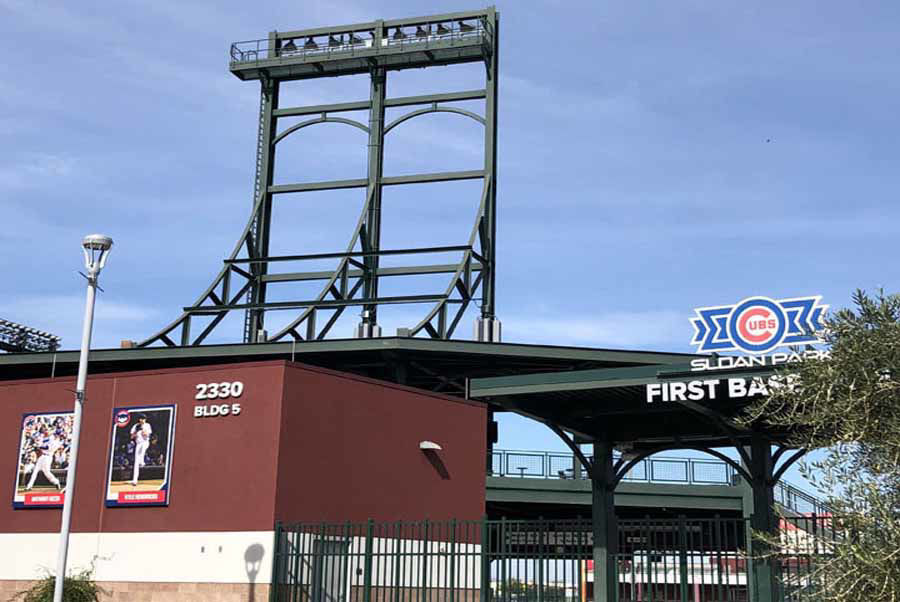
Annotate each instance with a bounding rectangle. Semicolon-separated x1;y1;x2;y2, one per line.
488;449;833;516
271;516;837;602
490;450;737;485
230;21;487;65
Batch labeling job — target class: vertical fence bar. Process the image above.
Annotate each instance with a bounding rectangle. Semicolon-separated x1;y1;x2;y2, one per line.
537;517;545;602
399;522;408;602
678;516;688;602
423;519;431;602
271;521;282;602
393;521;402;602
450;519;457;602
294;524;302;602
480;517;489;602
364;519;375;602
500;518;507;602
341;521;351;602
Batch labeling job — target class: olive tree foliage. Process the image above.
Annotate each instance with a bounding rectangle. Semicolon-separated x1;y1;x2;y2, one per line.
741;290;900;602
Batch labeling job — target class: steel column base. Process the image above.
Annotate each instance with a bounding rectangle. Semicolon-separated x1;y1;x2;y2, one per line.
355;322;382;338
474;317;501;342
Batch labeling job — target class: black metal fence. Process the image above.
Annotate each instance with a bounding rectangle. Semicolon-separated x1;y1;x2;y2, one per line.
488;450;832;517
271;516;836;602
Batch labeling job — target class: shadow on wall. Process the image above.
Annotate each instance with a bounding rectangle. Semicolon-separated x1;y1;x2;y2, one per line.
245;543;265;602
422;448;451;480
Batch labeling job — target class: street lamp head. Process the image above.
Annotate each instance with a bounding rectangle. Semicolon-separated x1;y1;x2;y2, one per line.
82;234;113;251
82;233;114;277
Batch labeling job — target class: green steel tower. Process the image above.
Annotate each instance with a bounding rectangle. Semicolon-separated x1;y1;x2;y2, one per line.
142;8;500;347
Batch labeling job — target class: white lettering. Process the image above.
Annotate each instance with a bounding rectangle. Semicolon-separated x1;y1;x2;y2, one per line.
690;359;709;371
194;381;245;400
691;350;831;373
728;378;747;398
647;380;722;403
747;377;769;397
193;403;245;418
670;382;688;402
687;380;705;401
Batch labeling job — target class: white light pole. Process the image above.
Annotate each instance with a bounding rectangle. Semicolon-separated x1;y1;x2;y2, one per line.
53;234;113;602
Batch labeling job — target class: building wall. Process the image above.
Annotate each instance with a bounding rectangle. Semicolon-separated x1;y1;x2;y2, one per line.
275;363;486;523
0;361;287;594
0;361;286;535
0;358;487;598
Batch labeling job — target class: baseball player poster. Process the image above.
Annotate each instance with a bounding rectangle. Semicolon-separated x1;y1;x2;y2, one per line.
105;404;176;507
12;411;74;508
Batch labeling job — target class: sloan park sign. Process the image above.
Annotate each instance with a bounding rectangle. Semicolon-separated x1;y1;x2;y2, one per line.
646;295;829;404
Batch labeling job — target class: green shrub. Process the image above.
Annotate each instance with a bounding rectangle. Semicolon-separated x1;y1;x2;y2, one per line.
15;566;106;602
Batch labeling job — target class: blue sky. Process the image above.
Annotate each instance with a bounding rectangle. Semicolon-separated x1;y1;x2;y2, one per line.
3;1;899;488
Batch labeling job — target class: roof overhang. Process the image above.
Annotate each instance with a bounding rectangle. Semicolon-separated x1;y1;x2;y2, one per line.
469;360;784;447
0;337;700;395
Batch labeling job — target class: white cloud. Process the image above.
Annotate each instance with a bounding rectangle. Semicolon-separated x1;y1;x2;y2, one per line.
0;294;161;351
502;309;691;350
0;153;77;189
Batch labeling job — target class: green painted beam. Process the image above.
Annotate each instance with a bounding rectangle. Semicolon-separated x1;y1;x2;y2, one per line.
273;100;371;118
272;90;486;118
184;294;448;313
486;477;744;511
384;89;486;108
469;360;781;398
382;170;484;186
261;263;481;283
269;178;368;194
0;338;706;372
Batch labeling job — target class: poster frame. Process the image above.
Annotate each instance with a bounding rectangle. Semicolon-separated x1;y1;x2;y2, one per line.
12;410;74;510
104;403;177;508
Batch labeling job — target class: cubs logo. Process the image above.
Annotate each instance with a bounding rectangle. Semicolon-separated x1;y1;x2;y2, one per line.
691;296;828;354
114;410;131;428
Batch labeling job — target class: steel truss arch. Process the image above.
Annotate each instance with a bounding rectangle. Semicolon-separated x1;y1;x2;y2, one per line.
273;115;369;145
384;105;485;134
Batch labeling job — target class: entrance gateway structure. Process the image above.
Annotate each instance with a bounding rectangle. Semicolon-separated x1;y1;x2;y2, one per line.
469;359;812;602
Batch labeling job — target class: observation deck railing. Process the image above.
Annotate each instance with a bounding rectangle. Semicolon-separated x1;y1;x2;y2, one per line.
489;449;832;516
230;21;488;66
